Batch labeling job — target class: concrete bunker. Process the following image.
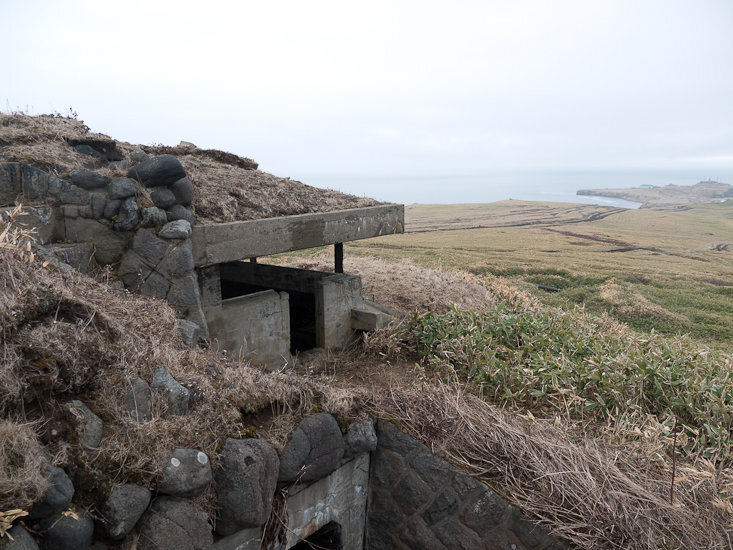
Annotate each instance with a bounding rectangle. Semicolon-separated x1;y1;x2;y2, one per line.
192;205;404;370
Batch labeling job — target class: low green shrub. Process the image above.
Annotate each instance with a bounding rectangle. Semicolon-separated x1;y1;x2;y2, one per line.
394;304;733;464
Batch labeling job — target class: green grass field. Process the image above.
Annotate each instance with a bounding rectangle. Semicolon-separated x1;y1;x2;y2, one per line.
350;200;733;349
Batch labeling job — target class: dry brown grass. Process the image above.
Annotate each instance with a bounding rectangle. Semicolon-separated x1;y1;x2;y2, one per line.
0;216;355;514
0;420;49;510
369;381;733;549
2;236;731;547
279;252;499;314
0;112;381;222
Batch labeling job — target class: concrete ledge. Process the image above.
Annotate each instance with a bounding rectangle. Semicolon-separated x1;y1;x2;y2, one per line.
351;308;391;331
191;205;404;267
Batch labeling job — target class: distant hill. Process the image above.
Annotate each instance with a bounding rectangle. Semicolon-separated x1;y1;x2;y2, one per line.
577;180;733;209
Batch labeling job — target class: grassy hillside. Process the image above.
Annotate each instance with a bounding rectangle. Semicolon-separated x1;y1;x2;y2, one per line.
349;200;733;349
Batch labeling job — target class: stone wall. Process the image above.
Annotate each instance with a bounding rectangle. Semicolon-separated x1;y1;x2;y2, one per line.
0;155;206;340
367;420;566;550
3;408;566;550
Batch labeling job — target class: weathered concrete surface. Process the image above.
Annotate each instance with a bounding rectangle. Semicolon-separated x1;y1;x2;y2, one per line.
316;274;363;349
216;262;364;351
191;205;404;267
205;290;291;369
284;453;370;550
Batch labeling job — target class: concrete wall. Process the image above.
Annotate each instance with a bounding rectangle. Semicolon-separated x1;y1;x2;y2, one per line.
316;273;363;349
211;262;365;354
205;290;292;370
284;452;369;549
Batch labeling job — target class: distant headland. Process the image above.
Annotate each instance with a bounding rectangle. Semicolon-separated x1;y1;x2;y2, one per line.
577;180;733;210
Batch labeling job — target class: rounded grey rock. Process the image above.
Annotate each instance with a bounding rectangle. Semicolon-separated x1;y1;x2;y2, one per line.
107;159;130;170
103;199;121;219
108;177;139;200
69;170;108;190
3;525;39;549
159;448;212;497
38;510;93;550
127;155;185;188
114;197;139;231
278;413;345;484
151;368;190;416
29;465;74;520
130;151;149;163
68;400;103;448
159;219;192;240
344;418;377;458
170;177;194;206
215;438;279;535
74;144;104;158
124;377;152;422
138;497;212;550
150;187;177;209
97;483;151;541
140;206;168;228
166;204;195;225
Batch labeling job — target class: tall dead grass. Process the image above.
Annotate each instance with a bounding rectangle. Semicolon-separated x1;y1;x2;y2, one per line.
0;420;48;511
372;381;733;549
281;252;498;313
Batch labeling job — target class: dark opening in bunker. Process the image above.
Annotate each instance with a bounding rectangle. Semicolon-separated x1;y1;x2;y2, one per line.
290;522;342;550
220;277;316;354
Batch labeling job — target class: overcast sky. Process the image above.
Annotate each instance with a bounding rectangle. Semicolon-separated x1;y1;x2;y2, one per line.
3;0;732;196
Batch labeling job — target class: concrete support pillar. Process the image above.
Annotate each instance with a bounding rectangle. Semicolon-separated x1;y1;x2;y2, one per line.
335;242;343;273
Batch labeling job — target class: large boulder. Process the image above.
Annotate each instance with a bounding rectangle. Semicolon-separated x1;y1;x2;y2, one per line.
215;438;279;536
128;155;186;188
278;413;345;484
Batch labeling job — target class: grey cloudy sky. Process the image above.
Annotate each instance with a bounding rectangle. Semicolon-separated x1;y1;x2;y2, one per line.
3;0;733;194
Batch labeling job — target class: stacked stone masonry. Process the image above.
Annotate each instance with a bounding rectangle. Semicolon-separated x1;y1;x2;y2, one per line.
367;420;566;550
0;154;206;339
3;411;566;549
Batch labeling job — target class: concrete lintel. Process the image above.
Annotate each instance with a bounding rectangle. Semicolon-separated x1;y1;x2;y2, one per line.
191;204;404;267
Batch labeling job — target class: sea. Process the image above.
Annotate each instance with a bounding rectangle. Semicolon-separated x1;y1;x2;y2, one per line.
305;170;732;210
